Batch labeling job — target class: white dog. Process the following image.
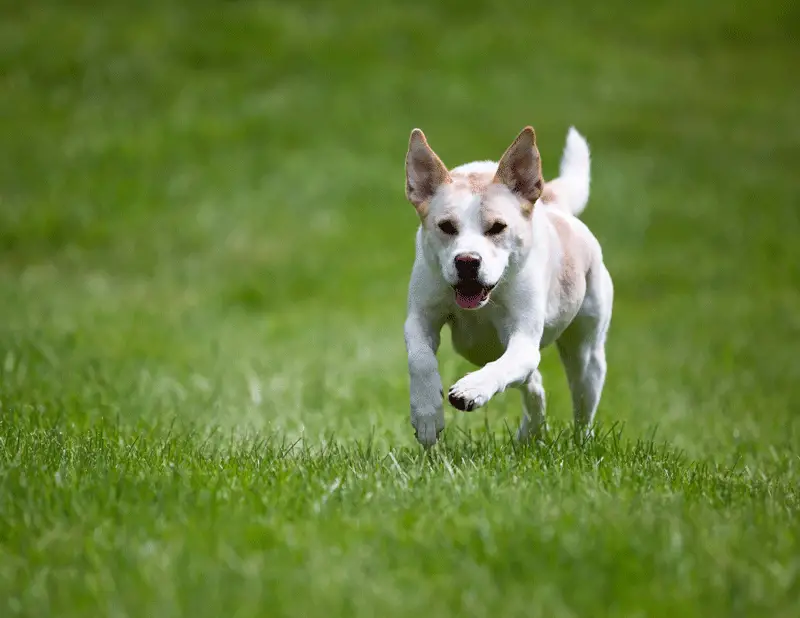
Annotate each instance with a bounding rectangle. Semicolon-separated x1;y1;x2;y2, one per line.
403;125;613;447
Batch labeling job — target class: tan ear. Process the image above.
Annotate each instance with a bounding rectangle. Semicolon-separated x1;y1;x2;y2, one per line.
405;128;451;216
492;126;544;207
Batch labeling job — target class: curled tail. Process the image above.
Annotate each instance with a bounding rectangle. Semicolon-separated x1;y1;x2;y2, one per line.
543;126;591;217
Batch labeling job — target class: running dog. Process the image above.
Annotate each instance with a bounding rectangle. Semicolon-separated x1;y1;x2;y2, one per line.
403;125;613;447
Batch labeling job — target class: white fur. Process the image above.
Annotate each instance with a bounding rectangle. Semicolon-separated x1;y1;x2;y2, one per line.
404;127;613;447
548;126;591;216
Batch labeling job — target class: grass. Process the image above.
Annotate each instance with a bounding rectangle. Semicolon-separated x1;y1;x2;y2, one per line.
1;0;799;615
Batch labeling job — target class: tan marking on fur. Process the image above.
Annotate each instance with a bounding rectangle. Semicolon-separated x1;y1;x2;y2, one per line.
548;212;590;309
540;183;558;204
450;167;538;220
466;171;495;194
448;170;496;195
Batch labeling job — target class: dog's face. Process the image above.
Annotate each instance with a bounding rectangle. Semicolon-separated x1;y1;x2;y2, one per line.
405;127;544;310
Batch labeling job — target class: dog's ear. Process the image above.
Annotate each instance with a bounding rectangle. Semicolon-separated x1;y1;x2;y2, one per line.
493;126;544;210
405;129;451;216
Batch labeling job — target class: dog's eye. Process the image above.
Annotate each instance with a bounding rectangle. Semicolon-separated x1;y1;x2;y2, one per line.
486;221;507;235
438;220;458;235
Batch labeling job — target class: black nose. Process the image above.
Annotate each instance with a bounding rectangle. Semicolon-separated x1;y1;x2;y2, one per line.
454;253;481;279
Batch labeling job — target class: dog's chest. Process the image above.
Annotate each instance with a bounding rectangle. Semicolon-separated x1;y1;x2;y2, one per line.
447;312;504;366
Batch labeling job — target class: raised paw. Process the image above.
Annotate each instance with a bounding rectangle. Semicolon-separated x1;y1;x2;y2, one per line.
448;372;496;412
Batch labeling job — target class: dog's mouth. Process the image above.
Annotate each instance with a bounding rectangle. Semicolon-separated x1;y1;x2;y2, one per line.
453;281;494;309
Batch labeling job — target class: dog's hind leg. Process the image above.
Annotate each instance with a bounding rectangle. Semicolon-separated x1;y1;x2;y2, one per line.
516;368;546;442
556;265;613;436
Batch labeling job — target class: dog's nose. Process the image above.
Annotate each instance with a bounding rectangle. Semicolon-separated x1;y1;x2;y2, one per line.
454;253;481;279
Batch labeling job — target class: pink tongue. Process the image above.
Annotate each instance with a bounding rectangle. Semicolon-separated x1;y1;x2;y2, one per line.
455;289;485;309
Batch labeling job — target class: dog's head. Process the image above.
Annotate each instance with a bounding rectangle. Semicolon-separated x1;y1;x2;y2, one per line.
405;127;544;310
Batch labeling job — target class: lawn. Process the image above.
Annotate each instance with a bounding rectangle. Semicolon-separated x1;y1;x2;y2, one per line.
1;0;799;616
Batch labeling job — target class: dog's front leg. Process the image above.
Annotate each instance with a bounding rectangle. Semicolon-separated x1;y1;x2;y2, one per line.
448;331;542;412
404;310;446;447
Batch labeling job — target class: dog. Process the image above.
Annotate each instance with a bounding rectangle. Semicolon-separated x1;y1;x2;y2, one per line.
403;125;613;447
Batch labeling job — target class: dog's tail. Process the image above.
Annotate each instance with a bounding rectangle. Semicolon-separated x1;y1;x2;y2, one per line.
544;126;591;217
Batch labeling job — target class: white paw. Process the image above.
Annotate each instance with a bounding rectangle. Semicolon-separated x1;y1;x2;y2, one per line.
411;409;445;448
517;419;546;443
575;423;595;441
448;372;496;412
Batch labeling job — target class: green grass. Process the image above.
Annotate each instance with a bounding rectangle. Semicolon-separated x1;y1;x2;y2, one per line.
1;0;799;615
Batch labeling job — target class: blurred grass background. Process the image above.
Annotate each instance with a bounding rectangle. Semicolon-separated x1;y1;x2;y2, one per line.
0;0;798;615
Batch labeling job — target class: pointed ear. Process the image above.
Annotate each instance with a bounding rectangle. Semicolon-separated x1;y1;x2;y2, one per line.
405;128;451;216
492;126;544;207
